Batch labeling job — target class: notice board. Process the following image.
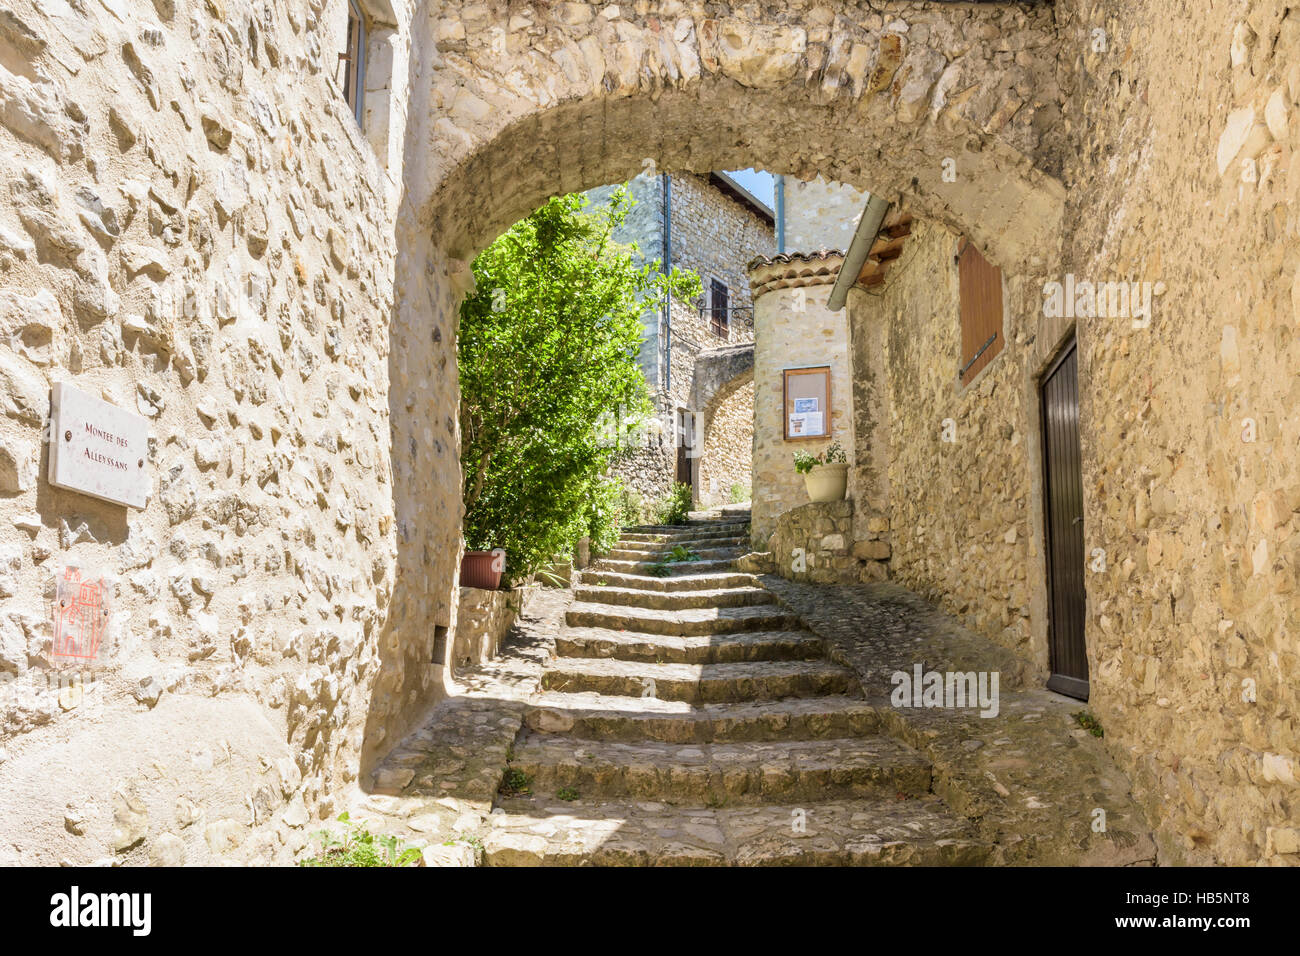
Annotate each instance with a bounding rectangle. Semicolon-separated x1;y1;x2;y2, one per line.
783;366;831;440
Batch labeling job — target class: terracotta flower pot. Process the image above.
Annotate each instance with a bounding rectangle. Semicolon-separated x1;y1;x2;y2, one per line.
803;462;849;503
461;549;504;589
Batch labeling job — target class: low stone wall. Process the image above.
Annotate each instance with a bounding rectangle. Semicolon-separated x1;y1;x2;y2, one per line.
767;500;890;585
608;411;676;504
451;587;531;673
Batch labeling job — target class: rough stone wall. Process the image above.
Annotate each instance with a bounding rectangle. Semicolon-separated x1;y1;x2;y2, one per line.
872;219;1040;666
667;300;747;408
780;175;868;252
698;379;753;507
422;1;1067;279
768;499;888;584
749;259;856;543
0;0;416;865
607;414;676;506
16;0;1291;871
661;172;768;505
846;284;890;520
668;171;771;324
663;170;767;410
583;169;771;404
667;299;750;510
840;0;1300;865
590;169;767;506
1046;0;1300;865
583;172;672;505
451;585;528;673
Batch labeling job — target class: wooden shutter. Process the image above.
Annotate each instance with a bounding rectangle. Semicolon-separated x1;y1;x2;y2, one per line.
958;241;1003;386
710;279;729;338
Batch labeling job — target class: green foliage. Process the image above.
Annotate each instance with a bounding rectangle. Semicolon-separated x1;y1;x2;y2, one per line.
728;482;750;504
458;189;701;581
583;474;626;556
298;812;422;867
1073;710;1104;738
619;485;649;526
793;450;820;475
444;834;484;852
532;565;571;588
793;441;847;474
556;787;581;801
646;542;698;576
665;544;700;563
656;482;693;525
498;768;533;796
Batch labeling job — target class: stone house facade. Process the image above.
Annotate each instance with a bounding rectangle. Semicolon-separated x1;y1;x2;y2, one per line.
586;170;772;508
0;0;414;866
0;0;1295;869
777;175;868;253
748;250;855;542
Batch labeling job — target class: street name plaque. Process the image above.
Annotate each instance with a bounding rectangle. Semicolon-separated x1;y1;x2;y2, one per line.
48;383;150;509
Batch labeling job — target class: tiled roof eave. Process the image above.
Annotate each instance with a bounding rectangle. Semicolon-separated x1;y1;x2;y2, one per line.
746;249;845;297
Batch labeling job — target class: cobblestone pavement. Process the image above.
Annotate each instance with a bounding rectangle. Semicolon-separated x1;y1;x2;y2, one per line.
356;513;1154;866
760;576;1155;865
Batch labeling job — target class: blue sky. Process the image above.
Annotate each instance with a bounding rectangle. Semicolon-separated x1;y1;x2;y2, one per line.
724;168;776;209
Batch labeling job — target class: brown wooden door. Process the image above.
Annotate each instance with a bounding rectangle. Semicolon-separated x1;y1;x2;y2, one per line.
1041;338;1088;699
675;410;693;487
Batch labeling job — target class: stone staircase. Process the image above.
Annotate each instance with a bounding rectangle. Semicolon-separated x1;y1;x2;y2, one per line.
481;513;993;866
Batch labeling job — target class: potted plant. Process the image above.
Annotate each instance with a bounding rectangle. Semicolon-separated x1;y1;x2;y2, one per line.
793;441;849;503
460;546;506;590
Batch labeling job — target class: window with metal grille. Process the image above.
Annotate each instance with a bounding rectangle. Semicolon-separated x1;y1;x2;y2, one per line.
957;240;1004;386
341;0;366;126
709;279;729;338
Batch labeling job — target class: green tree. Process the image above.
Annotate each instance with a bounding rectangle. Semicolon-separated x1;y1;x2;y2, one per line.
458;188;699;581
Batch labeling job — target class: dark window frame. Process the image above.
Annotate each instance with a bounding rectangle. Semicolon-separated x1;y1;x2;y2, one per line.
341;0;367;127
709;278;729;338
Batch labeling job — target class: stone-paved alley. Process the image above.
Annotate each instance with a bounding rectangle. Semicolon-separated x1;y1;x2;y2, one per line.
358;514;1156;866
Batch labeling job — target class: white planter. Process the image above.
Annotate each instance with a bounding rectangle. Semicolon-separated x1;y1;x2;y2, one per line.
803;462;849;503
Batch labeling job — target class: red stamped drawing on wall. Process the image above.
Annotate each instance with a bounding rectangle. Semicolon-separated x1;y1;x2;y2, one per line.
53;566;111;660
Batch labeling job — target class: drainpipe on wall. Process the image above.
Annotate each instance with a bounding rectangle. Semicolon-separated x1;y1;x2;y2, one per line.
775;174;786;253
661;172;672;396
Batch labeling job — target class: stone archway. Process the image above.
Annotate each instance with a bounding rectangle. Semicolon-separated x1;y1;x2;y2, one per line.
369;0;1069;774
689;342;755;506
409;6;1066;267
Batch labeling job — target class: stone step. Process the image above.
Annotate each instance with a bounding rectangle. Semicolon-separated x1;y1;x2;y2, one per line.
483;796;991;866
620;524;750;541
593;556;740;576
576;570;758;592
524;692;882;743
539;658;861;703
711;508;751;518
611;536;749;554
603;544;744;563
555;627;824;664
508;734;933;805
565;602;803;636
571;585;775;611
